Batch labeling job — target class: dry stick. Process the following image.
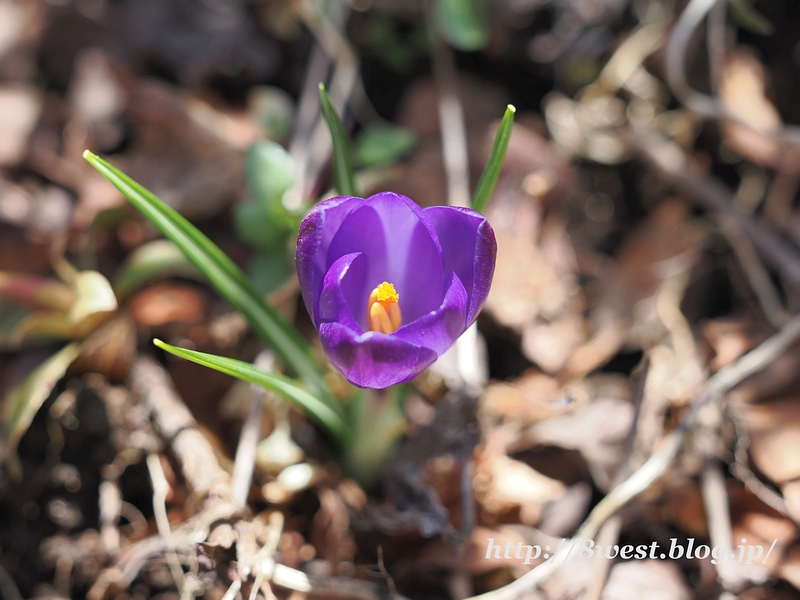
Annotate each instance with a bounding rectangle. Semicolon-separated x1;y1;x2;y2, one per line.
297;0;358;198
701;459;740;591
147;452;185;591
466;311;800;600
582;361;651;600
426;2;470;209
665;0;800;146
727;403;789;515
231;352;274;513
286;42;331;211
425;2;485;393
717;216;791;328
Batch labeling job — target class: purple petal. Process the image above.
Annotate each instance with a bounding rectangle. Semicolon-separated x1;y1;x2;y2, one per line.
318;253;365;333
326;192;443;326
393;272;468;355
319;322;437;388
296;195;367;324
424;206;497;324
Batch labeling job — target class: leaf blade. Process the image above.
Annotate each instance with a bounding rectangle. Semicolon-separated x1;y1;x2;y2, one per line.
154;339;347;445
319;83;359;197
471;104;516;214
83;151;332;407
2;343;82;478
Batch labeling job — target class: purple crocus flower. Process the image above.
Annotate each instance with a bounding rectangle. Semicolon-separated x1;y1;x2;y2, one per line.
296;191;496;388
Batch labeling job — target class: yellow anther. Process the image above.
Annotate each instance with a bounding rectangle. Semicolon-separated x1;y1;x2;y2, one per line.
367;282;402;333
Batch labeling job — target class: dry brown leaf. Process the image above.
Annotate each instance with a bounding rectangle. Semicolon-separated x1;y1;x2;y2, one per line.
742;397;800;485
121;81;245;219
521;314;586;374
71;314;137;382
481;370;578;426
778;544;800;592
129;282;208;327
702;317;762;372
782;480;800;525
719;49;783;167
601;560;690;600
474;454;564;524
612;198;704;305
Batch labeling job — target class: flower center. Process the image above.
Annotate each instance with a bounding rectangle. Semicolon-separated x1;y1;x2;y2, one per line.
368;282;402;334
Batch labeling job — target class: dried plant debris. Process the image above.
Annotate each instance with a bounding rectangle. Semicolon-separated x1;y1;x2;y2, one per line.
8;1;800;599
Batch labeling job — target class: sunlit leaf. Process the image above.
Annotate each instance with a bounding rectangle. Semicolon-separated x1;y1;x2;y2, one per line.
154;339;348;445
234;200;297;252
248;250;292;296
435;0;489;51
319;83;359;197
114;240;202;299
68;271;118;323
355;124;416;168
8;270;117;343
2;343;81;478
246;140;295;209
0;272;74;312
472;104;516;213
248;86;295;143
83;151;332;406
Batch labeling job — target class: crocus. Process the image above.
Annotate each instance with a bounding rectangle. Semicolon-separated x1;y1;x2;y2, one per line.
296;191;496;388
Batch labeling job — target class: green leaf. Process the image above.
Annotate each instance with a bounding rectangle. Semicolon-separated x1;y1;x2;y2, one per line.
154;339;347;446
319;83;359;197
114;240;202;299
248;250;292;296
82;151;332;406
248;86;295;143
234;200;296;253
2;343;81;478
246;141;295;209
471;104;516;213
355;124;417;168
728;0;774;35
435;0;489;51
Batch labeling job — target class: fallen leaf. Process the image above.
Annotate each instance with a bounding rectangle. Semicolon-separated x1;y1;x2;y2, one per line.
601;559;690;600
129;282;208;327
719;49;782;167
1;343;81;477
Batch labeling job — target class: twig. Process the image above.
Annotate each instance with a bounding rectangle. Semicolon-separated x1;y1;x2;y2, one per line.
630;128;800;288
727;403;788;515
701;459;741;590
147;452;185;592
581;361;651;600
231;352;274;512
286;42;331;210
295;0;358;201
130;357;232;499
665;0;800;146
467;310;800;599
221;577;242;600
717;215;790;328
426;2;470;208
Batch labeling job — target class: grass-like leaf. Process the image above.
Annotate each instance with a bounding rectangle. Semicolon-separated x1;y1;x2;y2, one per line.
471;104;516;214
83;151;332;406
154;339;347;445
319;83;359;197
